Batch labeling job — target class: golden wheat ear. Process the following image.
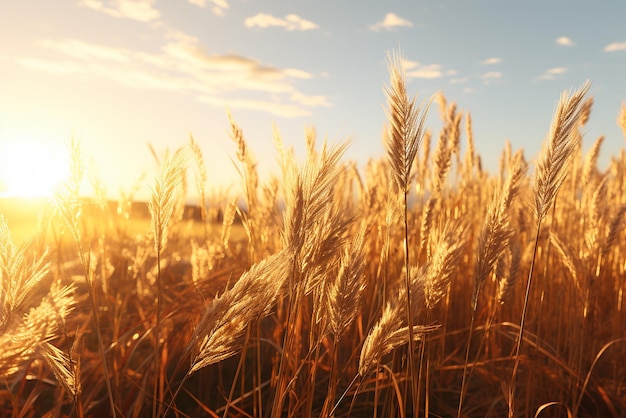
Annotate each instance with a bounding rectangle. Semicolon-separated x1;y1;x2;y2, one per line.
186;250;289;374
148;146;187;255
326;228;366;339
384;51;432;193
473;150;527;309
534;81;590;222
358;301;438;377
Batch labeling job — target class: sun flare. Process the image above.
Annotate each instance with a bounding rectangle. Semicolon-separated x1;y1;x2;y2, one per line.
0;139;70;198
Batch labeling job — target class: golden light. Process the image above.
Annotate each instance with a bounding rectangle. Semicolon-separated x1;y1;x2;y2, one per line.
0;139;70;198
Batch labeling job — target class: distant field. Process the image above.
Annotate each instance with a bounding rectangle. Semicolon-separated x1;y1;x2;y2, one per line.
0;197;52;243
0;196;247;245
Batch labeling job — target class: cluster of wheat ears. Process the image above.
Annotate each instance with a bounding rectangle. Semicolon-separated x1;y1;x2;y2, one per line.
2;52;626;417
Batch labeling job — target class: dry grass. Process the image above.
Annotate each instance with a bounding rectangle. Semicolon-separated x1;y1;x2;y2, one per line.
1;54;626;418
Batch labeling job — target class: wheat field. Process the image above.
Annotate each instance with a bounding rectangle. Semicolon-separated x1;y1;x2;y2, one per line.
1;53;626;418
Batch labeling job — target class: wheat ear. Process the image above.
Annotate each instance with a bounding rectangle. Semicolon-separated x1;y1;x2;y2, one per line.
54;137;117;416
189;134;210;241
459;151;527;417
383;50;432;411
534;81;590;222
509;81;590;418
164;251;289;416
0;217;76;396
384;52;431;194
147;146;186;418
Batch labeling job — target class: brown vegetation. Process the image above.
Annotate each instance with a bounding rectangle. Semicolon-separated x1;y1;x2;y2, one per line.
1;53;626;417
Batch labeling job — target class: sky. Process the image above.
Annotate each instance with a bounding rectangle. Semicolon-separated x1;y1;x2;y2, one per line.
1;0;626;201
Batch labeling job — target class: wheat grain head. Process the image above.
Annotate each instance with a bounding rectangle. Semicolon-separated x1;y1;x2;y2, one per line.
534;81;590;221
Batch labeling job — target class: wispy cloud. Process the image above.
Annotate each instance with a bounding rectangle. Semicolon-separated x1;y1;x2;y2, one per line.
15;57;83;75
481;71;502;84
604;41;626;52
450;77;469;84
408;65;444;79
199;96;312;118
244;13;319;31
538;67;568;80
42;38;129;62
79;0;160;23
290;91;330;107
211;0;229;16
369;13;413;32
187;0;229;16
480;57;501;65
400;58;455;80
16;33;327;118
556;36;575;47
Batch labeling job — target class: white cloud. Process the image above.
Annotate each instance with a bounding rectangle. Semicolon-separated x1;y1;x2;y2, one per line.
538;67;568;80
400;58;419;70
450;77;469;84
199;96;312;117
41;39;129;62
18;34;327;118
283;68;314;79
407;64;443;79
480;57;501;65
401;61;455;80
187;0;206;6
290;91;331;107
604;41;626;52
244;13;319;31
369;13;413;31
481;71;502;85
463;87;476;94
556;36;575;47
79;0;160;23
16;57;82;75
482;71;502;79
211;0;229;16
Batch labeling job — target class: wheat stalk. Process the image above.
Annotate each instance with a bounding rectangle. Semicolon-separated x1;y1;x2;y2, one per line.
164;250;289;416
190;251;288;372
509;81;590;418
147;146;186;418
0;232;76;395
271;137;352;417
53;137;117;416
383;50;432;412
326;228;366;339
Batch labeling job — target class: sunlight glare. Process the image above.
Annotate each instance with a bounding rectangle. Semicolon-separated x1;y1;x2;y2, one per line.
0;139;70;198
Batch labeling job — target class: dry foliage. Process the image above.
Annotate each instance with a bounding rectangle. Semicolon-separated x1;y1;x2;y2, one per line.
1;54;626;418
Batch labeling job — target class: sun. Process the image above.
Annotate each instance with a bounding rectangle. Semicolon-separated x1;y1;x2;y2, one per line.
0;139;70;198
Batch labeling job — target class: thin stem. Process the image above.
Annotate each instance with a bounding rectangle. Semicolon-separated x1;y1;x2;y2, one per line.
330;373;360;417
222;327;250;418
457;306;477;418
270;274;302;418
403;190;418;414
509;221;542;418
71;230;117;418
320;338;338;417
153;248;162;418
162;370;191;417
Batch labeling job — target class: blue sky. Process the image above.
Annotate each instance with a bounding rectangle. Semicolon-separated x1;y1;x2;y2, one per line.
1;0;626;199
